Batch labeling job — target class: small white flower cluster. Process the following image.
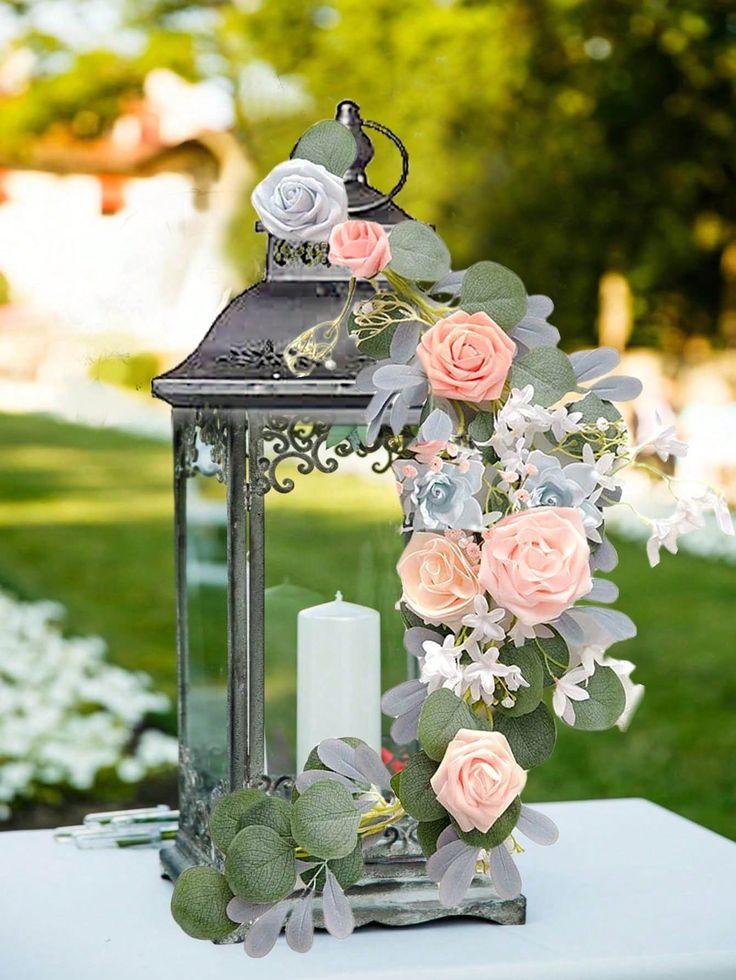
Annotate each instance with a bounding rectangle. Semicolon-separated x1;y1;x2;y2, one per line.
489;385;584;465
0;590;177;819
645;488;734;567
419;598;530;710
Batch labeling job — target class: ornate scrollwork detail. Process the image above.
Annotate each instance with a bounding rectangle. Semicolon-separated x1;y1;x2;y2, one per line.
215;338;372;380
272;239;330;268
254;418;402;495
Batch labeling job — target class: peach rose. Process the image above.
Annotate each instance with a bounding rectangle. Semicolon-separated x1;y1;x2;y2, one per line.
430;729;526;834
479;507;592;626
416;309;515;403
328;219;391;278
397;532;481;627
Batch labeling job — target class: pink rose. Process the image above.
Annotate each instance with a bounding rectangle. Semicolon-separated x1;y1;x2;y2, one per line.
416;309;516;403
430;729;526;834
397;532;481;627
328;219;391;278
479;507;592;626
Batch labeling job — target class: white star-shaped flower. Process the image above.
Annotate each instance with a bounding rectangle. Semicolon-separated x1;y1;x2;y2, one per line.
461;595;506;643
420;635;464;696
552;666;590;725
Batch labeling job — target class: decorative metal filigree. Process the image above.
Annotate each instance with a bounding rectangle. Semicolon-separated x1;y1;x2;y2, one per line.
255;418;402;495
176;412;229;483
272;239;330;268
215;338;372;380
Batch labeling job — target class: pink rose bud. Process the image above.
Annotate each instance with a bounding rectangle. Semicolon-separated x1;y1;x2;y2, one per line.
515;488;530;503
416;309;515;403
501;470;519;484
429;456;443;472
465;542;481;562
395;481;404;495
524;463;538;476
479;507;592;626
458;459;470;474
328;219;392;278
403;464;418;479
446;443;459;457
445;529;463;541
430;729;527;834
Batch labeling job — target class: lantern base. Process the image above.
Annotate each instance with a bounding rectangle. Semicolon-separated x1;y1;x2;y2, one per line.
161;841;526;939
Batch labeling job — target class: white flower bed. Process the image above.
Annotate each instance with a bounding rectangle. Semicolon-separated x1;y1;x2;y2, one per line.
0;589;177;819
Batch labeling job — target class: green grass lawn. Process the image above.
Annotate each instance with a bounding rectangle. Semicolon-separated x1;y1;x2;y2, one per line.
1;412;734;838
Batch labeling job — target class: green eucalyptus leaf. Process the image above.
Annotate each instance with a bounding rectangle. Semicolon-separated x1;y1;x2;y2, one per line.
417;688;485;762
533;632;570;685
293;119;356;176
397;750;445;822
291;780;361;860
170;866;235;941
308;840;365;891
224;825;296;903
390;770;402;798
355;322;398;359
239;795;293;841
493;702;556;769
573;391;622;425
326;424;355;448
209;788;265;855
416;816;450;857
453;797;521;850
388;221;451;281
497;644;544;718
572;665;626;731
467;410;495;446
459;260;527;329
510;347;579;407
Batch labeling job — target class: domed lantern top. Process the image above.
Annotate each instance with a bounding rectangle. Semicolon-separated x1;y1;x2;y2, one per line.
152;101;413;411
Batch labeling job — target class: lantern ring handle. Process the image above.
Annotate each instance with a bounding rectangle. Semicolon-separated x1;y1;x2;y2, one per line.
347;119;409;214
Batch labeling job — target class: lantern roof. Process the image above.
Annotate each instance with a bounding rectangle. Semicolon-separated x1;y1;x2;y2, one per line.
152;101;413;410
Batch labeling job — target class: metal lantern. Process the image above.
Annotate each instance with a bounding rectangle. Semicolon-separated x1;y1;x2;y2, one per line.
153;101;523;928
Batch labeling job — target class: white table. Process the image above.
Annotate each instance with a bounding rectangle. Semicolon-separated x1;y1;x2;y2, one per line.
2;799;734;980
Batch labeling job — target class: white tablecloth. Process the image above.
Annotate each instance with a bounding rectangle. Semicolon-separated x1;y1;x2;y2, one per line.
2;799;734;980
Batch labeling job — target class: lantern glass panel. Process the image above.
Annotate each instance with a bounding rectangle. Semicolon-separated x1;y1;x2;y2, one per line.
257;412;405;775
183;441;229;794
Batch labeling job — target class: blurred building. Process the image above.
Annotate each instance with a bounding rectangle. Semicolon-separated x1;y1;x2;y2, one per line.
0;69;250;417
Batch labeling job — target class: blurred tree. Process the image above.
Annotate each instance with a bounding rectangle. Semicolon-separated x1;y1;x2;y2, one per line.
0;0;734;350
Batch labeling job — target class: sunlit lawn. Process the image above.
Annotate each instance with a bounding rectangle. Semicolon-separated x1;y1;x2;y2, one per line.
0;412;734;839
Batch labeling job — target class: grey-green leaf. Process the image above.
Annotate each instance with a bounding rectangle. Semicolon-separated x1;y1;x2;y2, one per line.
416;816;450;857
388;221;451;281
244;902;290;959
494;703;556;769
571;665;626;731
285;894;314;954
573;391;621;425
459;260;527;329
209;788;265;855
417;688;484;762
170;867;235;941
293;119;356;176
510;347;579;407
225;825;296;903
239;796;293;841
322;870;355;939
291;780;361;860
453;797;521;850
397;750;445;822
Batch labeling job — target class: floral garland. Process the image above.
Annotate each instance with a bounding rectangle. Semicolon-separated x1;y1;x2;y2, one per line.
170;118;734;958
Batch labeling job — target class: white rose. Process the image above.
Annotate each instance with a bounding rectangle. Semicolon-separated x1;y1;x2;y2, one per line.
251;158;349;243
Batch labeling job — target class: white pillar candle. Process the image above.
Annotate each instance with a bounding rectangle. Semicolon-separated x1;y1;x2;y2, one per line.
296;592;381;772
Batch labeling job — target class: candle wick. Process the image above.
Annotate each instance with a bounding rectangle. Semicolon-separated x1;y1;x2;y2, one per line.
335;590;343;602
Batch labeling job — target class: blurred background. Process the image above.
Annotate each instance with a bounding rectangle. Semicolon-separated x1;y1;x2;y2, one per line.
0;0;734;839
